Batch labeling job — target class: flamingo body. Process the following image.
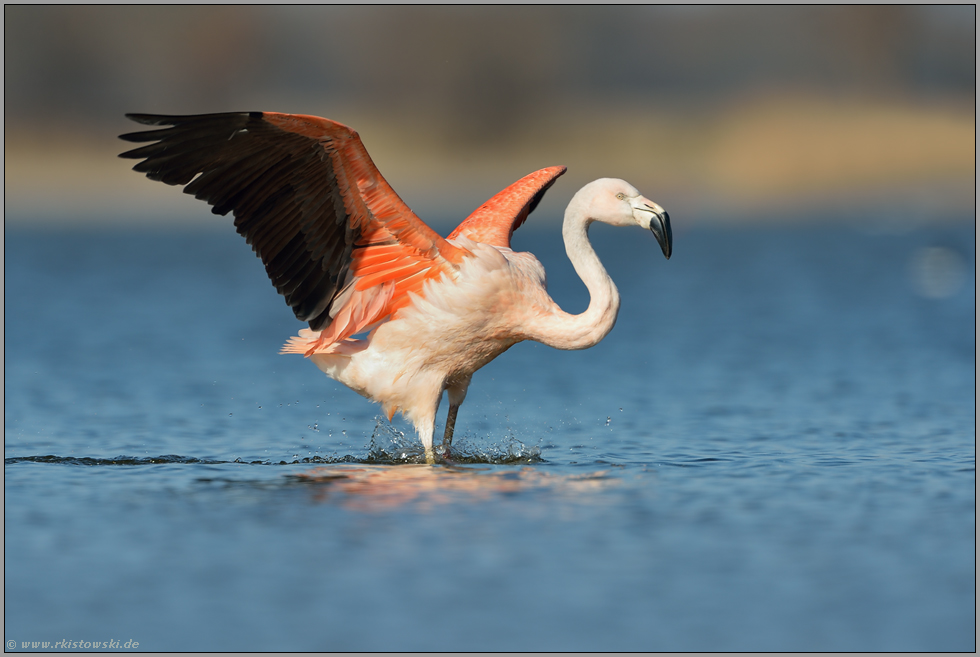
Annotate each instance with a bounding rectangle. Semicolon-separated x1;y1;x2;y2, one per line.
301;238;545;450
120;112;671;461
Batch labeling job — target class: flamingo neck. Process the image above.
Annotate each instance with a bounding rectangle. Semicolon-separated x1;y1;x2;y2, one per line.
525;201;621;350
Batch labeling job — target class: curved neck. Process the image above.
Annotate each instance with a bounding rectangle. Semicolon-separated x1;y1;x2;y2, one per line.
524;202;620;350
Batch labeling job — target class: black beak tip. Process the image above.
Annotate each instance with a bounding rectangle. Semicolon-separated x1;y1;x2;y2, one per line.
651;211;672;260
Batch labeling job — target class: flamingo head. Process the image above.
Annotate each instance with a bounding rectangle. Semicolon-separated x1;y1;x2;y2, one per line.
577;178;672;259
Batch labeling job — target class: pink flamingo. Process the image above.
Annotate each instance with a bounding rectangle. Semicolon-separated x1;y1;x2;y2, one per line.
120;112;672;462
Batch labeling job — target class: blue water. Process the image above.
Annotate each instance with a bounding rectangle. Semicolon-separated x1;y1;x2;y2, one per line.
4;218;975;651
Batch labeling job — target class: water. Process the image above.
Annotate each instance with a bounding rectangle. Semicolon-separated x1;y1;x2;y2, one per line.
4;219;975;651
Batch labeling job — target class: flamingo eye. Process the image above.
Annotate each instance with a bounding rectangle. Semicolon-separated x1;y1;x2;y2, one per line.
616;193;625;200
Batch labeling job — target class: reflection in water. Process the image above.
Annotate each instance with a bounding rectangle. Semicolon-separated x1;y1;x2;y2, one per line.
289;465;616;512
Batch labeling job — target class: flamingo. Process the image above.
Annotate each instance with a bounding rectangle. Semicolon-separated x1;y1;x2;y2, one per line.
119;112;672;463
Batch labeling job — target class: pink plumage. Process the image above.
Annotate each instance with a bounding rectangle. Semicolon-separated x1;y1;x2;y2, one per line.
120;112;672;462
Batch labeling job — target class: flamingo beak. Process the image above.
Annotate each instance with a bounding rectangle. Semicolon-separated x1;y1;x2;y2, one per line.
649;208;672;260
632;197;672;260
650;212;674;260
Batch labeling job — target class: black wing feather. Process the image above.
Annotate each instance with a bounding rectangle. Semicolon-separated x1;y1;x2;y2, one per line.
119;112;358;330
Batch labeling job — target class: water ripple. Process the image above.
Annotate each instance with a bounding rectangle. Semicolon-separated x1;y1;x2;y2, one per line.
5;454;227;466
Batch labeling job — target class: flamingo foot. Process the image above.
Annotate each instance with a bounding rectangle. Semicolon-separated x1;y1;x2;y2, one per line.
434;443;455;465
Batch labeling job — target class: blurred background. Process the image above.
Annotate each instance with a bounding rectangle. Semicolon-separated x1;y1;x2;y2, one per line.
4;9;975;650
4;5;975;228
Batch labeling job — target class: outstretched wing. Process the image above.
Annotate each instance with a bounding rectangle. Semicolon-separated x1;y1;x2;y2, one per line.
448;166;566;248
119;112;468;338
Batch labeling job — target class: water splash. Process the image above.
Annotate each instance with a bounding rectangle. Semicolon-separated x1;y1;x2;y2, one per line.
363;416;544;465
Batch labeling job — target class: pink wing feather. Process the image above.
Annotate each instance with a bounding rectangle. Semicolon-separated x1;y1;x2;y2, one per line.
448;166;566;248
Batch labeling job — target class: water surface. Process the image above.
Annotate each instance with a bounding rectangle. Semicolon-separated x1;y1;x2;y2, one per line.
4;219;975;650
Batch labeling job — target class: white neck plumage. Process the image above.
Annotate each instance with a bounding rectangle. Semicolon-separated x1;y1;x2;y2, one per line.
523;196;621;351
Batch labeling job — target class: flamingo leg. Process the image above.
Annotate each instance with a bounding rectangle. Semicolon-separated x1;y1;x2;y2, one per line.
418;422;437;465
442;403;460;446
441;377;471;452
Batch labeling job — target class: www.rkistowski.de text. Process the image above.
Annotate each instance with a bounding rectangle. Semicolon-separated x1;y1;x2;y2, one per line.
6;639;140;650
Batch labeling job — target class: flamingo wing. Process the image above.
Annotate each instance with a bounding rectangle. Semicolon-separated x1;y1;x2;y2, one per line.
119;112;468;337
447;166;566;248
